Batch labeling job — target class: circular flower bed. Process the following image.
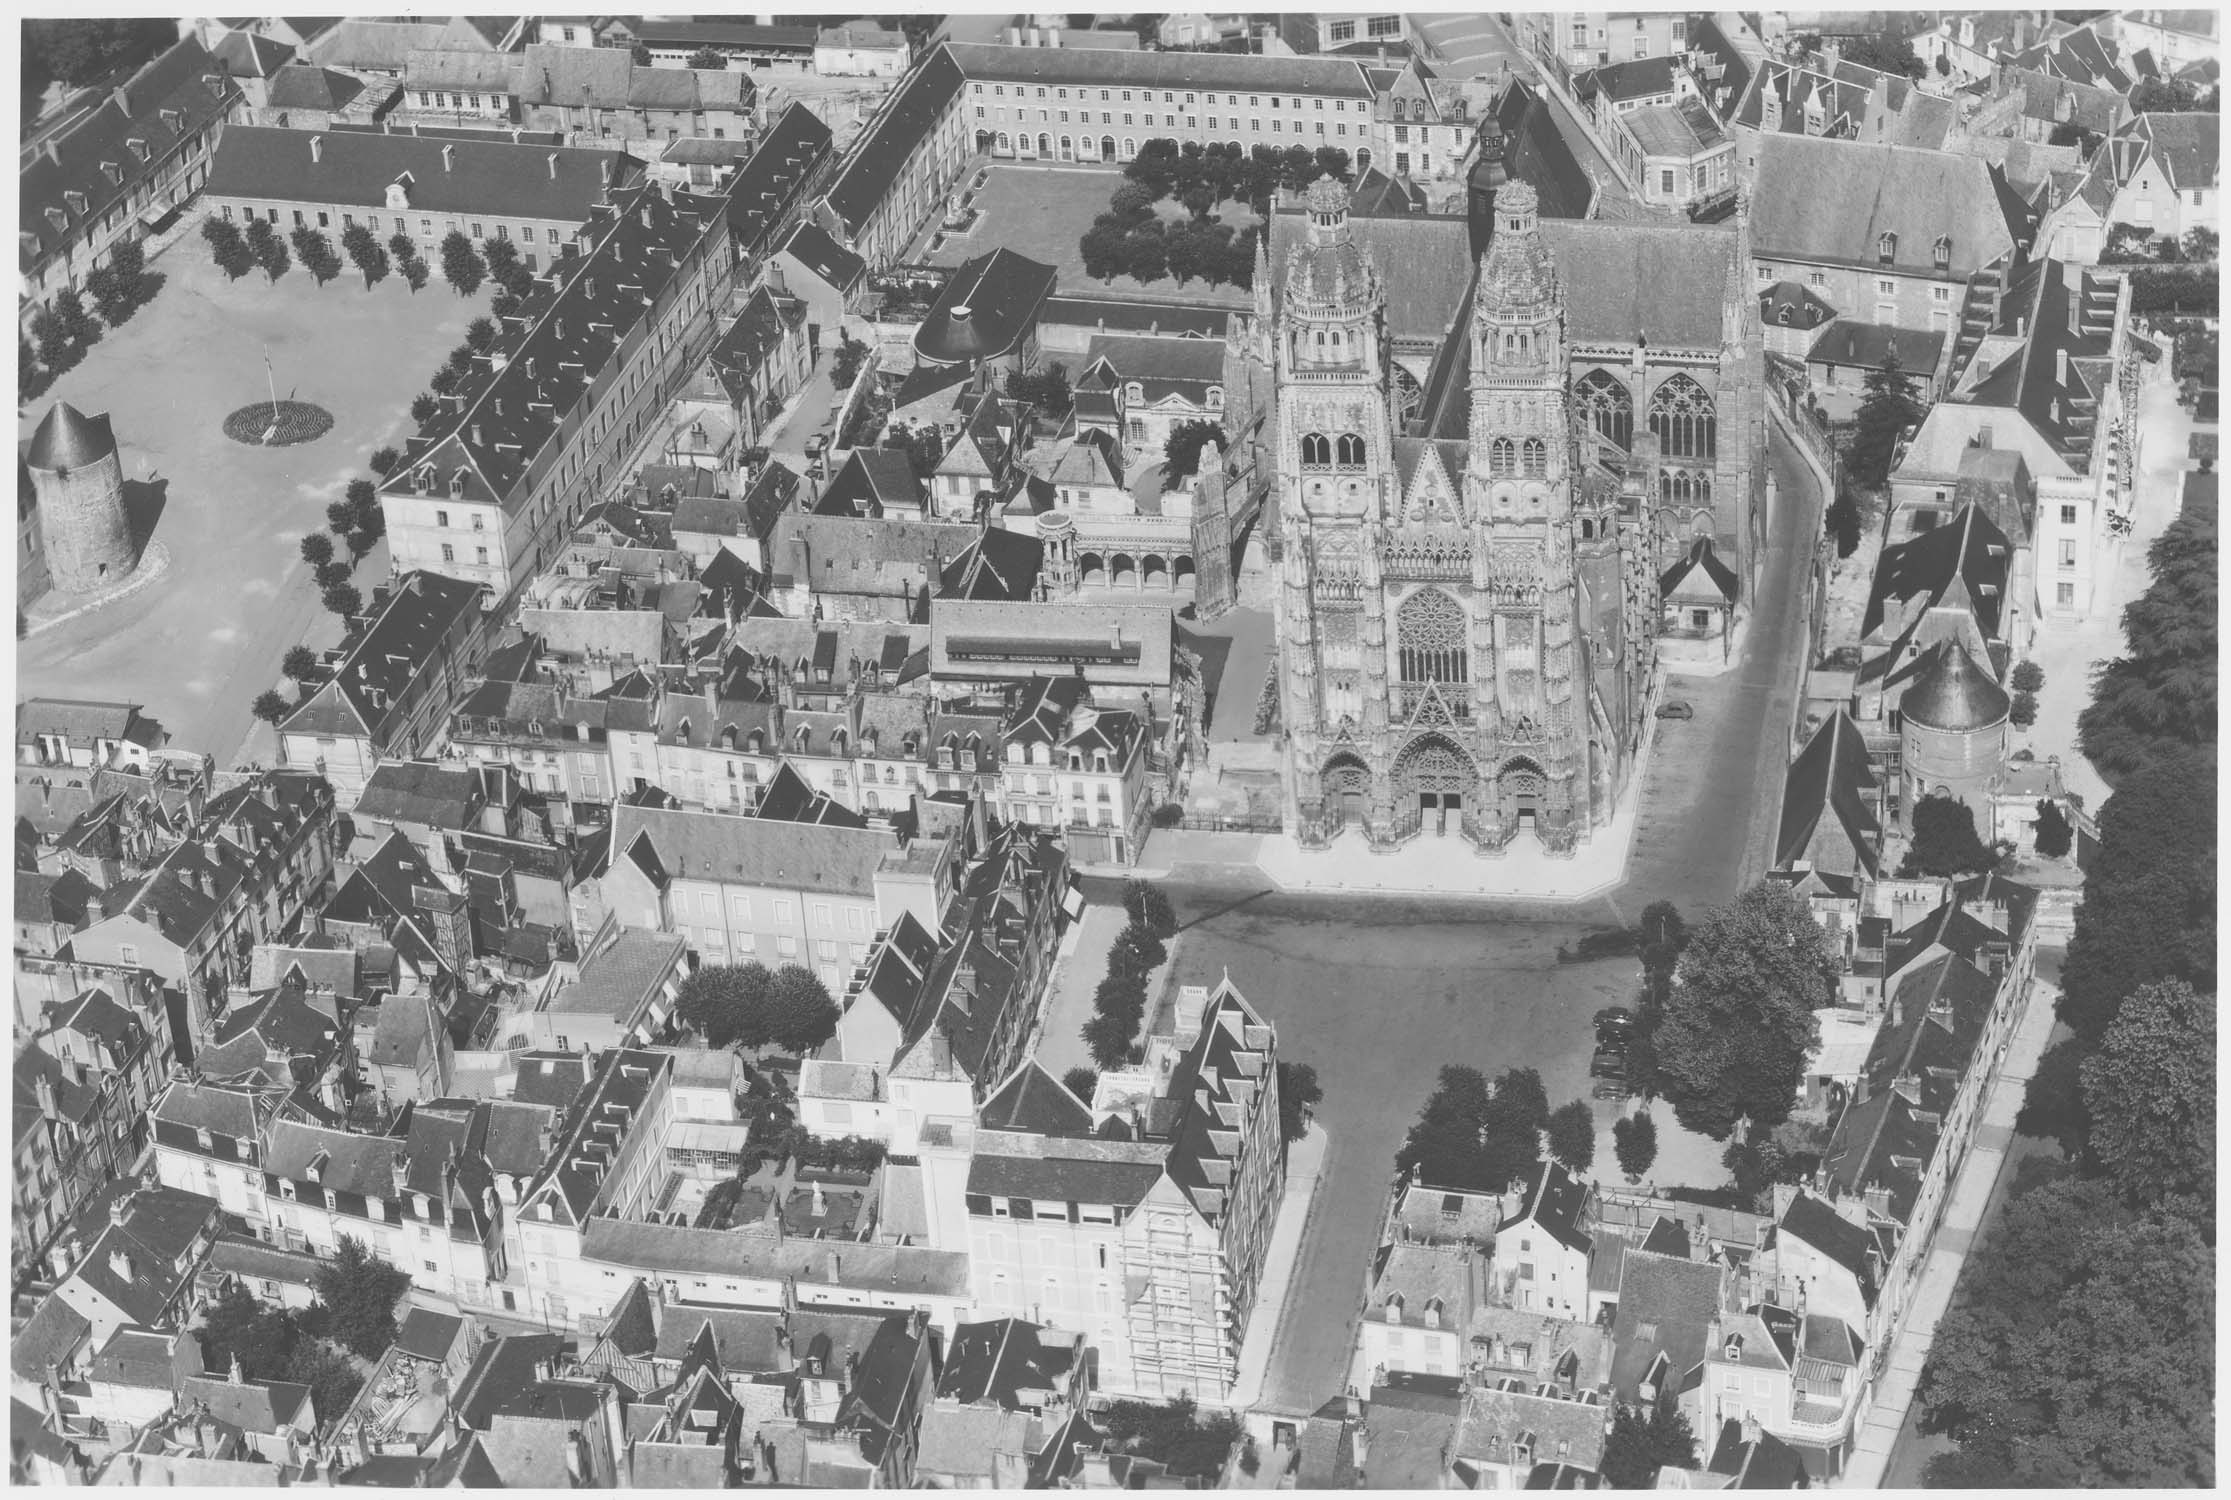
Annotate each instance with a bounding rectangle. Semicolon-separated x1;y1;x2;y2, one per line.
222;400;333;447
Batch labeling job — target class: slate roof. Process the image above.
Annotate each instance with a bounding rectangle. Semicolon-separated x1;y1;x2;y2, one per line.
212;30;295;77
1898;638;2009;731
1606;1249;1724;1404
976;1060;1096;1138
825;44;967;234
205;125;631;219
280;573;483;745
264;63;365;114
582;1218;970;1294
937;1318;1076;1409
1041;295;1231;338
1502;1160;1592;1256
1861;503;2013;657
1361;1373;1464;1488
1774;710;1881;877
914;248;1058;367
26;403;119;472
1659;537;1739;605
20;39;238;274
816;448;922;518
946;39;1374;95
1775;1192;1879;1303
610;802;897;897
1807;318;1946;377
355;758;480;827
1583;54;1680;103
778;220;866;293
1270;209;1472;348
11;1295;91;1383
1753;135;2018;277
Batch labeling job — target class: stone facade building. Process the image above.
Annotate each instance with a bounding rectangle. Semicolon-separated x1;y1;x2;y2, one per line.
24;403;139;596
1269;181;1655;855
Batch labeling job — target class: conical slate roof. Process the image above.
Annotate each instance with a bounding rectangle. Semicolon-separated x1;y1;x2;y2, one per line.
1900;638;2010;732
26;403;116;470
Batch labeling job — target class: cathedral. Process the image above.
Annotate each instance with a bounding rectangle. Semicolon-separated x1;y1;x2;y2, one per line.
1265;180;1659;855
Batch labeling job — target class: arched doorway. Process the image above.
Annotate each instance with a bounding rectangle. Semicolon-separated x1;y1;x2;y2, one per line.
1060;135;1075;161
1498;756;1548;837
1320;752;1370;831
1356;147;1373;174
1037;132;1052;158
1102;134;1116;160
1394;734;1474;836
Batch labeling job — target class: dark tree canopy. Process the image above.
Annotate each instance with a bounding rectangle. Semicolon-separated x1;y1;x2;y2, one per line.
1545;1099;1596;1174
1652;883;1832;1138
2077;506;2216;784
1098;1394;1245;1479
313;1236;411;1360
252;689;292;726
2080;978;2215;1211
25;19;175;87
1395;1065;1548;1192
1277;1060;1321;1143
1612;1111;1658;1182
1122;880;1178;938
1898;794;1998;877
1162;419;1226;484
1838;32;1925;78
676;962;772;1048
1600;1402;1697;1488
1005;362;1073;416
766;965;840;1053
439;231;486;296
1847;351;1924;486
2014;1033;2091;1156
1062;1067;1099;1104
2032;798;2073;858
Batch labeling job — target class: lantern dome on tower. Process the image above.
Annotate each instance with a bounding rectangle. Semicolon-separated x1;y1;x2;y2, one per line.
1286;173;1377;314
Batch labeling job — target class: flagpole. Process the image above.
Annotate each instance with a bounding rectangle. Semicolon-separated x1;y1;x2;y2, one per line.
263;343;278;420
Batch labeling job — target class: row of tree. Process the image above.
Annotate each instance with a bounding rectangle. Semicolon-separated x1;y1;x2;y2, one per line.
21;239;161;402
1083;881;1178;1069
674;960;842;1053
1915;505;2216;1486
1124;137;1353;215
253;452;399;724
1394;1063;1607;1189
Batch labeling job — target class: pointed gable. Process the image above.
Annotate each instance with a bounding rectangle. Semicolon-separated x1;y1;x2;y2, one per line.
978;1061;1096;1139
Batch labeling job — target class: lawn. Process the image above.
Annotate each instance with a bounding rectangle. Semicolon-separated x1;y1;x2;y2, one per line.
923;164;1253;305
17;233;488;762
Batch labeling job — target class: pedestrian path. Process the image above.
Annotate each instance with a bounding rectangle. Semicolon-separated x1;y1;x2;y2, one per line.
1841;969;2063;1489
1229;1123;1329;1410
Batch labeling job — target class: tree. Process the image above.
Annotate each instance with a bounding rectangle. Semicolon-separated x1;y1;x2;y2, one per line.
676;962;771;1048
299;532;335;568
283;1342;364;1430
1841;32;1924;78
1123;879;1178;938
326;500;357;535
1394;1065;1545;1192
25;18;176;87
1312;145;1353;182
314;561;352;590
687;45;728;69
2080;979;2214;1210
829;333;869;390
1914;1177;2212;1485
244;217;291;283
1063;1067;1099;1103
1125;225;1170;283
2129;75;2212;112
1898;794;1997;877
1545;1099;1596;1174
345;478;380;527
1006;362;1073;416
482;236;522;284
1085;1010;1135;1069
889;423;944;481
1162;419;1226;484
1094;968;1148;1026
464;316;497;353
2008;689;2038;728
322;582;362;618
2009;659;2044;693
1612;1111;1658;1182
2031;797;2074;859
388;231;417;268
1276;1061;1321;1143
2077;506;2216;785
402;257;430;293
203;217;256;281
251;690;291;726
1824;483;1864;557
348;528;381;561
1099;1395;1245;1479
1600;1402;1697;1487
1109;922;1167;975
439;231;486;296
429;363;463;397
282;645;320;681
1847;350;1924;486
1652;883;1832;1139
289;226;341;286
368;446;401;476
313;1236;412;1360
2182;226;2218;262
766;965;840;1053
195;1282;301;1381
340;222;387;288
410;393;440;425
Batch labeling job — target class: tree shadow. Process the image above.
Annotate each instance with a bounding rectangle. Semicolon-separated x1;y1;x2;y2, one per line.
121;476;167;550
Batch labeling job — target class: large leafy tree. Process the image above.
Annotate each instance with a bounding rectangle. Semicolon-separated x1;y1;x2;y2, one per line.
2077;505;2216;784
313;1236;411;1360
1846;349;1924;486
1098;1394;1245;1479
1276;1061;1320;1143
676;962;772;1049
2080;978;2215;1212
1161;419;1226;483
1600;1402;1697;1487
1122;880;1178;938
439;231;486;296
766;965;840;1053
1653;883;1831;1139
1545;1099;1595;1174
1898;793;1997;876
25;19;174;86
1394;1065;1552;1191
1915;1176;2214;1487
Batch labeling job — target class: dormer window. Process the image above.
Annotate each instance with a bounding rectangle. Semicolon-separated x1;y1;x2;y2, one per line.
1932;234;1951;268
1384;1293;1404;1324
1877;232;1898;264
448;470;466;497
1126;381;1143;403
1007;743;1023;765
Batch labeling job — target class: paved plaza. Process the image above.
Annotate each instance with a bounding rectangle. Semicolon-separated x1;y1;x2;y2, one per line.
17;241;487;761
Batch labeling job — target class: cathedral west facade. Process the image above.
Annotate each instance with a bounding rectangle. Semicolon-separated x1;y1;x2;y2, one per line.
1265;180;1661;855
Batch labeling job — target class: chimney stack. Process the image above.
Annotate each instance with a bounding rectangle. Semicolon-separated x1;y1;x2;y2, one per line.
549;152;559;180
441;143;455;172
309;134;323;163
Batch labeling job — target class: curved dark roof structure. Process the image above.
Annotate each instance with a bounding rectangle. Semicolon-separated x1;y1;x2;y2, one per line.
1900;638;2010;732
26;403;116;470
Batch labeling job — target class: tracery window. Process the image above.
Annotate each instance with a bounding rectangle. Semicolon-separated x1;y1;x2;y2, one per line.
1573;369;1633;448
1649;374;1717;459
1397;588;1469;685
1336;433;1366;467
1301;433;1331;467
1489;438;1517;477
1521;437;1547;477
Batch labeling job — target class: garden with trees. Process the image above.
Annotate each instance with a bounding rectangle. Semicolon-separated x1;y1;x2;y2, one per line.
1393;1063;1596;1192
675;961;842;1054
195;1235;413;1434
1074;138;1353;291
1083;880;1180;1069
1915;495;2216;1485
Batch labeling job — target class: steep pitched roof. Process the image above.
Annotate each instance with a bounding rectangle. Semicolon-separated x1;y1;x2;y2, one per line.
977;1061;1096;1138
1753;135;2018;277
1774;710;1881;877
824;44;967;234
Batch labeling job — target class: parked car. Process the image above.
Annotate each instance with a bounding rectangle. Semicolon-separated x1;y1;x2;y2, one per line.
1655;700;1694;720
1589;1043;1628;1080
1594;1005;1637;1044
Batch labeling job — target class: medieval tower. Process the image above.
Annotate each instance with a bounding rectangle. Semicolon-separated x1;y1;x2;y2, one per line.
1272;179;1650;856
25;402;138;595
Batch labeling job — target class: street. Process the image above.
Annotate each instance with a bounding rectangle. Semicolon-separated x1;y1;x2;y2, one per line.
1098;426;1829;1413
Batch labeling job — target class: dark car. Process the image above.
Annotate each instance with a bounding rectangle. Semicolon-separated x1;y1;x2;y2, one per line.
1594;1005;1638;1043
1589;1043;1628;1080
1655;700;1694;720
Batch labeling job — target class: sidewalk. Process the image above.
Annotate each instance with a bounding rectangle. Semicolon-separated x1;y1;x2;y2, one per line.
1228;1123;1329;1410
1840;965;2064;1489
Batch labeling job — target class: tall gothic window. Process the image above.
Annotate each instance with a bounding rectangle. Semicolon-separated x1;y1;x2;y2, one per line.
1301;433;1331;467
1336;433;1366;467
1489;438;1517;477
1573;369;1633;448
1649;374;1717;459
1521;438;1547;477
1397;588;1469;685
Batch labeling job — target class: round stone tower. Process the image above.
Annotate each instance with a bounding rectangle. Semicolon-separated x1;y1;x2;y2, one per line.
1900;638;2010;829
26;401;137;595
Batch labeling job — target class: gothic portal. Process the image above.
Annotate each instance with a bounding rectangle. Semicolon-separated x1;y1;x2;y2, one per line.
1269;179;1655;855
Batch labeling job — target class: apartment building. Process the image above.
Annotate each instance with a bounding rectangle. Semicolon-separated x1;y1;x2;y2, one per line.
20;38;238;329
448;675;629;807
514;44;758;156
995;675;1155;866
818;45;970;270
16;698;169;773
202;127;639;267
277;573;493;806
380;179;734;599
1515;11;1697;73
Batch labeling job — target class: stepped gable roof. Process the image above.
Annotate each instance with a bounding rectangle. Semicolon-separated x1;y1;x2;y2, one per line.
978;1060;1096;1138
1898;638;2010;732
1156;981;1277;1223
1752;135;2017;278
1774;710;1881;876
825;43;967;234
1543;214;1749;348
205;125;632;219
914;248;1057;368
27;403;117;470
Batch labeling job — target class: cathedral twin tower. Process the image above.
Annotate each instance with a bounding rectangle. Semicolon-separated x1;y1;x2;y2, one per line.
1269;179;1652;856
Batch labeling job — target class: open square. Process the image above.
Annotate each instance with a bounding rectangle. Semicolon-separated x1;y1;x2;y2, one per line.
17;241;488;760
919;163;1254;305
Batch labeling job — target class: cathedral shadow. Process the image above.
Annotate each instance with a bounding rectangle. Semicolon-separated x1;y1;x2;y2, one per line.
121;477;167;551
